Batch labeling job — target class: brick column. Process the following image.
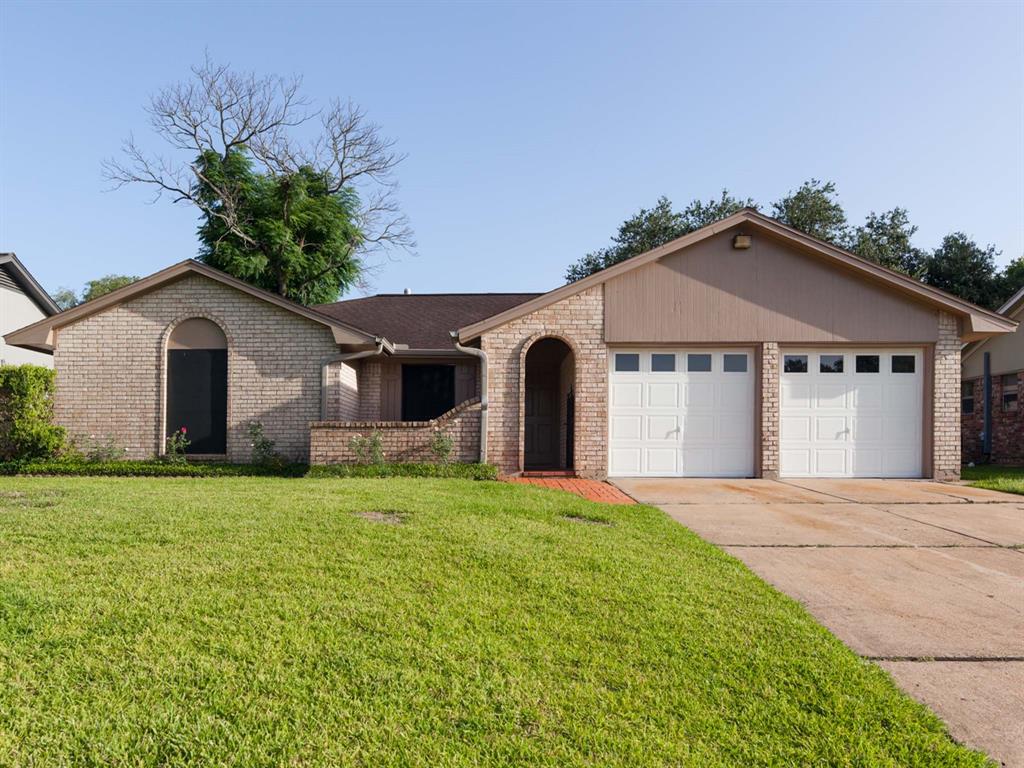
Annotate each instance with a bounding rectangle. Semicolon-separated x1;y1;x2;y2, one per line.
933;312;961;480
759;342;780;479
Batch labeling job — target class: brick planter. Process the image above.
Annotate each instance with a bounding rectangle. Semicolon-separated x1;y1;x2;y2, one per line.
309;399;482;464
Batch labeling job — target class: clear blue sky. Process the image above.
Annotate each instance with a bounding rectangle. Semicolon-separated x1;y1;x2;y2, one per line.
1;1;1021;299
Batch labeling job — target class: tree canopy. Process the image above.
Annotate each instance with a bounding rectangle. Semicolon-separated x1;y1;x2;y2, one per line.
565;181;1022;310
51;274;140;310
105;58;413;305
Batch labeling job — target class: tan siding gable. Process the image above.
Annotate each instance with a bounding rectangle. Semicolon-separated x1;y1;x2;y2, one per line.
605;229;941;344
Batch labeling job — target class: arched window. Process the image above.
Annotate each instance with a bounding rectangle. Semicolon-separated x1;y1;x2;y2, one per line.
166;319;227;454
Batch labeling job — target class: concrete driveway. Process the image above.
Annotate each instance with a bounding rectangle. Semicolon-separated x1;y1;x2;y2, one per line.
613;477;1024;767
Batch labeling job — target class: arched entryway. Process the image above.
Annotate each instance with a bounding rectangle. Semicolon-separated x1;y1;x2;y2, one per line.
166;318;228;455
523;337;575;471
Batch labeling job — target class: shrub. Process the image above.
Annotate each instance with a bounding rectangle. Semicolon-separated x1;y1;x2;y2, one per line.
308;463;498;480
0;460;308;478
68;434;126;463
0;365;65;461
247;421;283;466
164;428;190;463
429;429;454;464
349;431;385;465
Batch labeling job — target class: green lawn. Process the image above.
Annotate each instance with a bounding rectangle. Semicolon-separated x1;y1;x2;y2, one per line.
0;478;990;767
962;464;1024;495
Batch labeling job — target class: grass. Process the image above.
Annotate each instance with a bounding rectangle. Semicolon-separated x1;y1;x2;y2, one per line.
0;478;991;767
961;464;1024;495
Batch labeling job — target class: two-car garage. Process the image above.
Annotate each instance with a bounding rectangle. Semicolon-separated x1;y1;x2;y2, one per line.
608;347;924;479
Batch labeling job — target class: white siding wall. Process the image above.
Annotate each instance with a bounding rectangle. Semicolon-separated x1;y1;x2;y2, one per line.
0;286;52;367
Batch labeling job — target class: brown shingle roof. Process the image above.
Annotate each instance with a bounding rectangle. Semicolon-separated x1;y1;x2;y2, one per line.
315;293;542;349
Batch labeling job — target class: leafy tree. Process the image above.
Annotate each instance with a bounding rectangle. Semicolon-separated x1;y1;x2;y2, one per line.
194;151;362;304
923;233;1002;309
51;288;79;311
565;191;754;281
105;57;413;304
997;255;1024;307
49;275;139;309
83;274;139;303
847;208;927;276
771;179;848;245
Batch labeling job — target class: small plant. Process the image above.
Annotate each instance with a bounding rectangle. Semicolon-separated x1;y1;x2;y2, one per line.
429;429;454;464
348;430;385;465
74;434;125;463
164;427;190;464
248;421;281;466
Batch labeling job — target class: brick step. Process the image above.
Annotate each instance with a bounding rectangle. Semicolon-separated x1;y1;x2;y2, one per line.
520;470;577;478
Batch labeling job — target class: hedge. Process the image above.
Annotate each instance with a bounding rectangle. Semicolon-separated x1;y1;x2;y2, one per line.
0;460;498;480
0;365;64;461
307;463;499;480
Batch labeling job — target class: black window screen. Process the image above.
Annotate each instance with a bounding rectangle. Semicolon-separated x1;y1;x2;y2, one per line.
167;349;227;454
401;365;455;421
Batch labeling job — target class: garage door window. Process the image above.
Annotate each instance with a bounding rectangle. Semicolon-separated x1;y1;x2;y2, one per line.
687;354;712;372
820;354;844;373
892;355;916;373
651;353;675;372
784;355;808;373
614;353;640;372
723;354;747;373
856;355;880;373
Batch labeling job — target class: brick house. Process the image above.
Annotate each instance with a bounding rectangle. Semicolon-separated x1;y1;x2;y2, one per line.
961;285;1024;465
5;210;1016;478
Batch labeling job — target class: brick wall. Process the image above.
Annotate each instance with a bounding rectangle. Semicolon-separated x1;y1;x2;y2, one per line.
54;274;338;462
481;286;607;478
933;311;962;480
325;361;360;421
962;371;1024;465
759;342;780;479
309;399;481;464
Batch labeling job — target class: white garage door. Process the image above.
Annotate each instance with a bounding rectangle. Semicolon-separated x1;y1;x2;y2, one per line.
780;349;923;478
608;349;754;477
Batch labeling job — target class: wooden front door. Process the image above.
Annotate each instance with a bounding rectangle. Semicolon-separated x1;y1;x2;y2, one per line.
524;372;558;469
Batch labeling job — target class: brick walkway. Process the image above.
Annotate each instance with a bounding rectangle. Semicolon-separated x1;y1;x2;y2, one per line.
507;477;636;504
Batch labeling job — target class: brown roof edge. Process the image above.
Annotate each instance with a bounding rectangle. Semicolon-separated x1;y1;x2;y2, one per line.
3;259;388;352
457;209;1017;343
961;285;1024;364
0;253;60;315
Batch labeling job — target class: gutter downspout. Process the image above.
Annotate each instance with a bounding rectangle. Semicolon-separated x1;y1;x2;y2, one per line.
320;338;385;420
982;351;992;458
451;331;488;464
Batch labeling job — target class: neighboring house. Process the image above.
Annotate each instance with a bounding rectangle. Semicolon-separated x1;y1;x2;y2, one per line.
4;209;1016;478
0;253;60;367
961;285;1024;465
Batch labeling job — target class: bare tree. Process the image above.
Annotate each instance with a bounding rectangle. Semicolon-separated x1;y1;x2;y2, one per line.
104;56;414;267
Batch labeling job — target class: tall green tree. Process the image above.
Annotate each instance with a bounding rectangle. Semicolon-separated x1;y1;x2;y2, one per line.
105;58;413;304
82;274;139;303
565;191;754;281
846;208;926;276
923;233;1002;309
49;274;139;309
771;179;848;245
997;255;1024;307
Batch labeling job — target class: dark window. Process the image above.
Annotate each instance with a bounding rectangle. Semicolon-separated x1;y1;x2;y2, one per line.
820;355;844;373
962;395;974;414
651;353;675;372
892;355;916;374
614;353;639;372
687;353;712;372
784;355;808;373
856;355;880;373
167;349;227;454
723;354;748;373
1003;374;1019;411
401;365;455;421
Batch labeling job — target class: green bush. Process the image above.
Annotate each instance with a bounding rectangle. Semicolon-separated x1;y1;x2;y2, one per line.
0;459;497;480
0;365;65;461
308;463;498;480
0;460;308;478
